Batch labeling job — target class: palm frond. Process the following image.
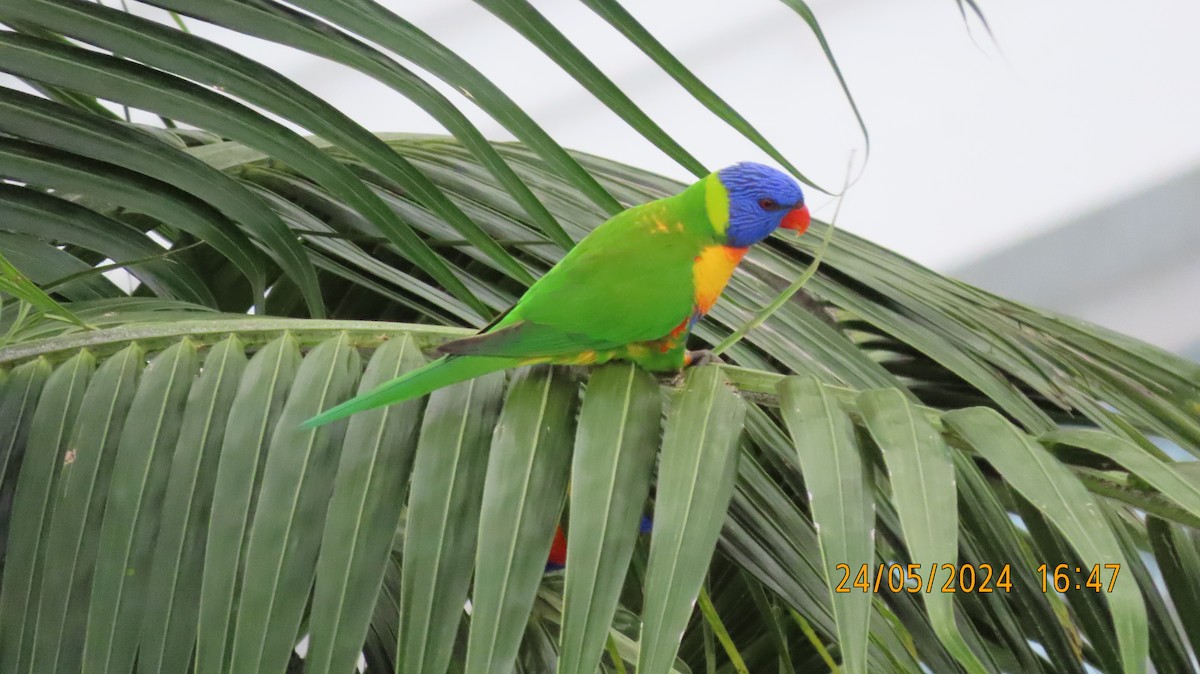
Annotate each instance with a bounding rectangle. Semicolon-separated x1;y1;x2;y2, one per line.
0;311;1196;672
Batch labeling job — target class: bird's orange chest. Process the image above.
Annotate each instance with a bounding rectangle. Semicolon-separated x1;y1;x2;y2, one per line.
693;245;748;314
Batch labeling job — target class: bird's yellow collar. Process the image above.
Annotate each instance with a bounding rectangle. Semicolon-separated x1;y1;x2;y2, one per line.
704;173;730;237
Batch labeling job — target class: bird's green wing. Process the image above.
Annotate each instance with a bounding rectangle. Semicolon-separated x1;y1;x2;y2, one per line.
441;201;704;359
437;320;609;358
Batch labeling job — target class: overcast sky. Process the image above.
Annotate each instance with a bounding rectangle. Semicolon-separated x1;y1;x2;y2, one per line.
8;0;1199;283
239;0;1200;270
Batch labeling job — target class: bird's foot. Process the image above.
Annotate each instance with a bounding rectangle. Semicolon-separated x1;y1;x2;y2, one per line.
685;349;722;368
669;350;723;386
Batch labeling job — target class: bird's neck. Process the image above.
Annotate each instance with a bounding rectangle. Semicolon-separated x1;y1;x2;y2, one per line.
693;244;748;315
672;174;731;245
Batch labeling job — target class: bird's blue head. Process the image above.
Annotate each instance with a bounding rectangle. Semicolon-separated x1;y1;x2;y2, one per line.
712;162;809;247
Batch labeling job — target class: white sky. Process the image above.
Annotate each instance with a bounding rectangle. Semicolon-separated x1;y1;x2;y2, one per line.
250;0;1200;270
9;0;1200;273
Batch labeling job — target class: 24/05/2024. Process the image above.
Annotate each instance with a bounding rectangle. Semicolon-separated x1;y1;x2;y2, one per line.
833;563;1121;593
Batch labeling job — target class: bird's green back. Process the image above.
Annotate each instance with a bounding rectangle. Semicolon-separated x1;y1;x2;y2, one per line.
476;178;717;355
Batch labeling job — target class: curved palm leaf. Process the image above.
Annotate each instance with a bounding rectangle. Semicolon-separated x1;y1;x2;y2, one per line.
0;302;1195;674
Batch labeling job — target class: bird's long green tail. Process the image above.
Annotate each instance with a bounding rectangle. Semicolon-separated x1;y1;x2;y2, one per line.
301;355;512;429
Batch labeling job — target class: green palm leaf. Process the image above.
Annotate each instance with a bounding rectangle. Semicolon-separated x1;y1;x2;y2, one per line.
558;363;660;674
399;371;506;674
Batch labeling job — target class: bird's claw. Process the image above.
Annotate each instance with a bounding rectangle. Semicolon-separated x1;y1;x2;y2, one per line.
669;350;722;386
685;349;722;369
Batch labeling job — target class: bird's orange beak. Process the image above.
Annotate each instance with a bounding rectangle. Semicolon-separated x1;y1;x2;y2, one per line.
781;204;810;235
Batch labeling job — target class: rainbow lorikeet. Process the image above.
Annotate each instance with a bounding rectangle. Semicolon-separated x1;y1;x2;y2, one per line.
545;515;653;573
304;162;808;428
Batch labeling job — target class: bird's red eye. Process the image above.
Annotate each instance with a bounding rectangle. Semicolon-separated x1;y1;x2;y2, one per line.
758;198;779;211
